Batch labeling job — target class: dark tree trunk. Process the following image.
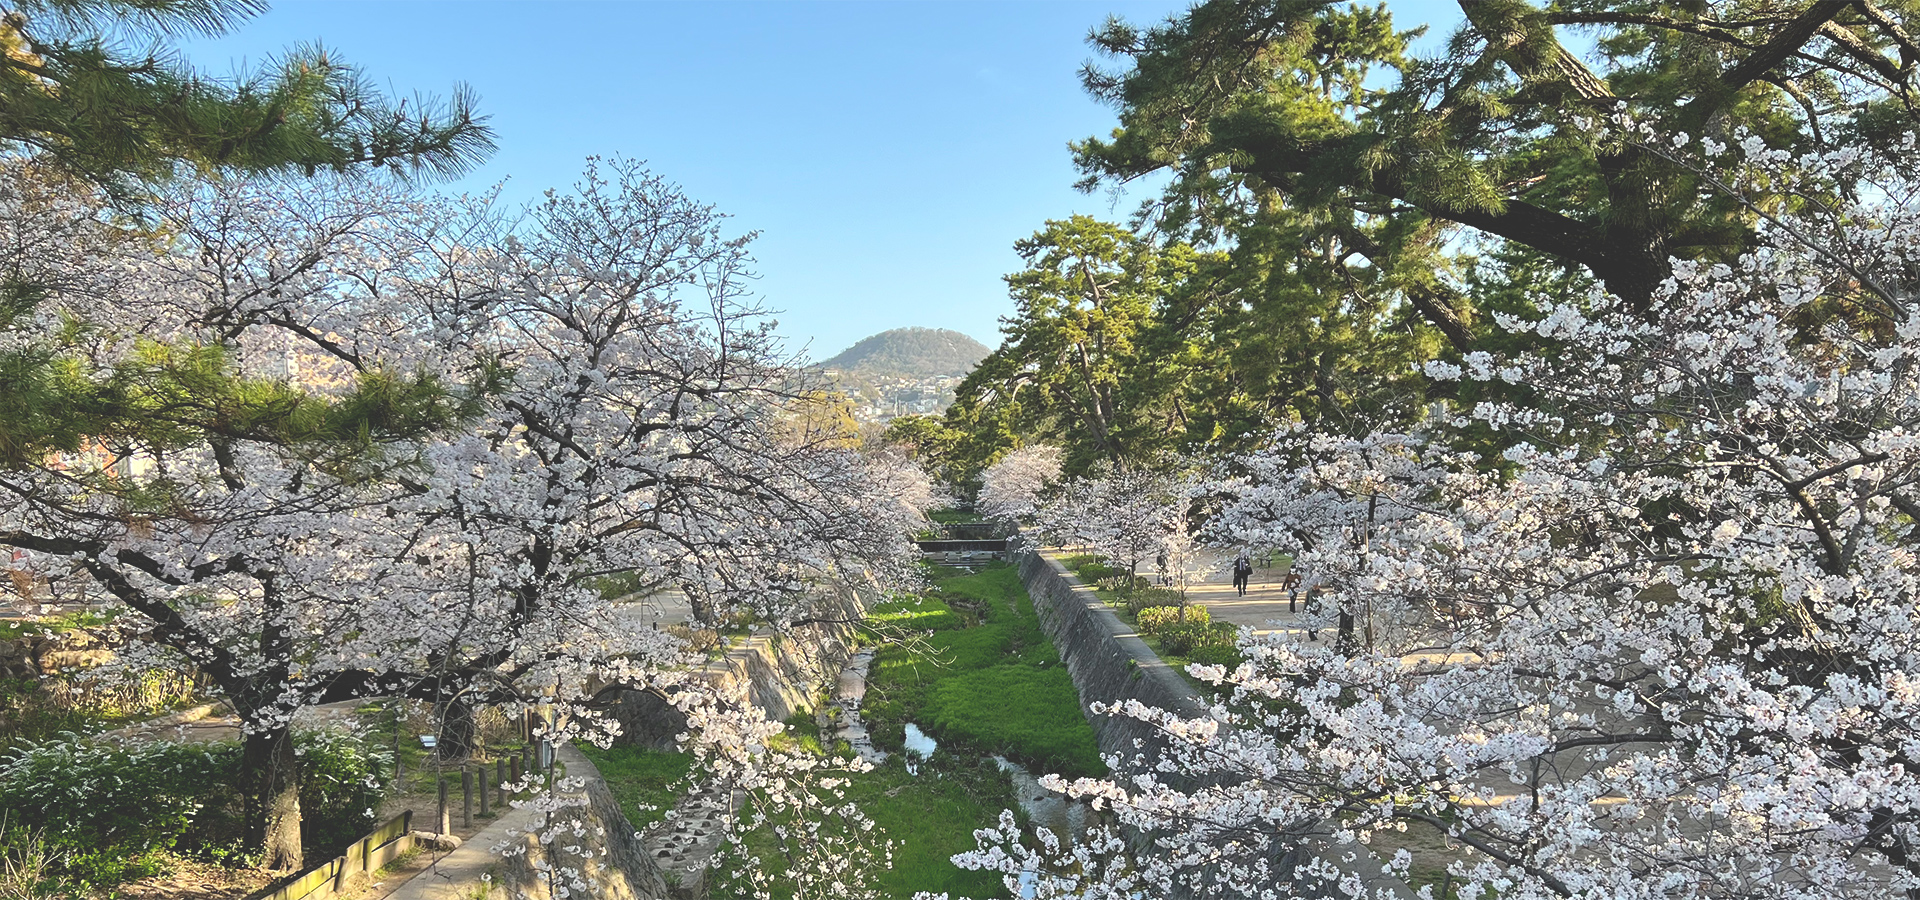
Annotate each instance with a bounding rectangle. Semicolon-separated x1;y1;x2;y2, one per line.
435;694;479;760
241;722;303;871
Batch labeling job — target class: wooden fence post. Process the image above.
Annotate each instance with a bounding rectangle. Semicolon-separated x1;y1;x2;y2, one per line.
497;758;508;804
462;768;473;828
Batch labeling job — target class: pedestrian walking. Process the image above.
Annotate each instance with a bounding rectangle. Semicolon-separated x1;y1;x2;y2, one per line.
1232;554;1253;597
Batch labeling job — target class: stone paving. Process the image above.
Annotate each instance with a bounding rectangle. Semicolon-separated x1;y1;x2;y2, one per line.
825;647;886;764
640;780;737;888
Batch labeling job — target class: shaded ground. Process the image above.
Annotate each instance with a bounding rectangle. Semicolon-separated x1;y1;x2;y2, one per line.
107;701;528;900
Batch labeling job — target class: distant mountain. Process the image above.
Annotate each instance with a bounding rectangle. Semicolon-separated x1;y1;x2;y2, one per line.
820;327;991;379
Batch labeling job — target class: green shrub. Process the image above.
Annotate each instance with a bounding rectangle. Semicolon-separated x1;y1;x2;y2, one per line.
1064;556;1121;584
0;828;83;900
1158;622;1239;658
1137;604;1209;636
0;735;234;885
1184;640;1245;668
0;727;391;887
1124;588;1185;616
295;729;393;854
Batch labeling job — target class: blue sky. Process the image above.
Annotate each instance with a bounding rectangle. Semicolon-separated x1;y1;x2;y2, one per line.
186;1;1464;360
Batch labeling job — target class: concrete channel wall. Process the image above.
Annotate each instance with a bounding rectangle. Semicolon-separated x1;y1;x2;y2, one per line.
1014;547;1213;779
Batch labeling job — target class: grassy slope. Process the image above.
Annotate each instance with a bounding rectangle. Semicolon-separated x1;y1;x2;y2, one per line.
576;744;693;832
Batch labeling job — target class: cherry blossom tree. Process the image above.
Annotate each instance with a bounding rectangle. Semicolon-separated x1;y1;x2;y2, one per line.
956;135;1920;899
1036;464;1193;588
978;444;1062;527
0;158;917;874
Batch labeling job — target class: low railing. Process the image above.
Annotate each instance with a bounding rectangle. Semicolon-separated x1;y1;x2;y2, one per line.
248;810;414;900
913;538;1011;553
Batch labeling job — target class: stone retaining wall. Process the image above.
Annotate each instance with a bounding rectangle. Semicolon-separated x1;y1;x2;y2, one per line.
614;612;858;750
1014;547;1212;781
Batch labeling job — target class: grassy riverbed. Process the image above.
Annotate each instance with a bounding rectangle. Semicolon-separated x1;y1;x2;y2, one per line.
862;563;1105;779
590;562;1100;899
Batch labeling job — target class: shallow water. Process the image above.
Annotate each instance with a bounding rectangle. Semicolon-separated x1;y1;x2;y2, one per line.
992;755;1089;845
903;721;938;757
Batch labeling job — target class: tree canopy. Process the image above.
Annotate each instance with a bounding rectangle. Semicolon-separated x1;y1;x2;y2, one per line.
931;0;1920;482
0;0;493;194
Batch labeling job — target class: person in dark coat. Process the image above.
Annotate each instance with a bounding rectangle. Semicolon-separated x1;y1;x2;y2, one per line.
1232;554;1253;596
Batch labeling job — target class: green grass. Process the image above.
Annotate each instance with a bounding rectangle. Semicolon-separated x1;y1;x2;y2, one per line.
928;509;987;525
576;745;694;831
0;609;120;641
711;751;1017;900
863;563;1105;779
600;562;1102;899
864;593;961;634
846;754;1016;898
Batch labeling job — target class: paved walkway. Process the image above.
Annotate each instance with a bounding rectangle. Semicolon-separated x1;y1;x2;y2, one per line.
1174;552;1327;638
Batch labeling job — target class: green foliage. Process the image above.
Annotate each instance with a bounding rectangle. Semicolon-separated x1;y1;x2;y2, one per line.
0;728;390;888
576;745;694;832
819;327;990;379
0;333;483;479
0;828;83;900
294;729;393;854
941;2;1920;471
863;564;1106;780
1073;553;1245;671
1062;555;1121;584
1137;604;1209;636
0;0;493;195
927;508;986;526
587;570;649;601
1156;622;1238;662
884;415;971;489
944;216;1223;476
0;668;200;748
0;735;231;885
1122;587;1184;615
0;609;118;642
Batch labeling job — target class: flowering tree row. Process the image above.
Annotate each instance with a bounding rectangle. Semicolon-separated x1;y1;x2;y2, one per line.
0;157;926;883
949;135;1920;899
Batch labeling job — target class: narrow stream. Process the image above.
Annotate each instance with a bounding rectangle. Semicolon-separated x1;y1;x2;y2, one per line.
833;637;1089;898
992;755;1090;844
903;722;938;757
897;720;1092;844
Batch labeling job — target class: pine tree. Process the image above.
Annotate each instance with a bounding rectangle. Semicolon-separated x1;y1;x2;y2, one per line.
0;0;492;195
